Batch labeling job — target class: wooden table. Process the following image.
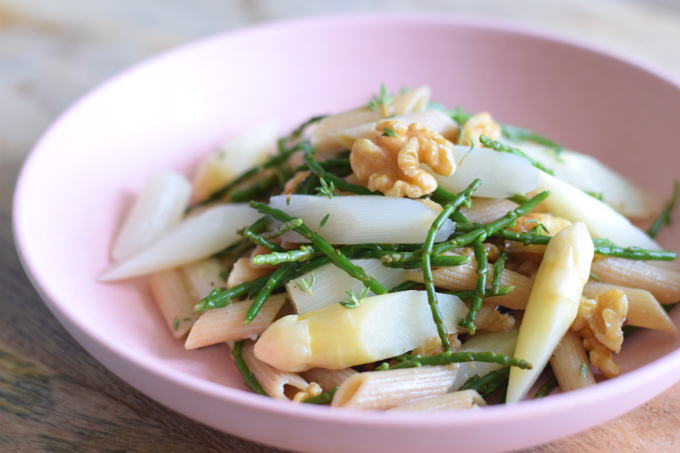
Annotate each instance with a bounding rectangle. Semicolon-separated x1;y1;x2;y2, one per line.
2;1;680;451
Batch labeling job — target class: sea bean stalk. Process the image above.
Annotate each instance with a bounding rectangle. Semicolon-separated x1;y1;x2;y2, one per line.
422;180;481;351
388;351;532;370
453;224;678;261
479;135;554;175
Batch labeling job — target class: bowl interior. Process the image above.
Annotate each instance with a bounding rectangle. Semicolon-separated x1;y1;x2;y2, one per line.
13;14;680;453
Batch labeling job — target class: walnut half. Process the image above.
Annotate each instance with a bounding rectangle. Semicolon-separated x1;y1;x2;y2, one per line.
350;119;456;198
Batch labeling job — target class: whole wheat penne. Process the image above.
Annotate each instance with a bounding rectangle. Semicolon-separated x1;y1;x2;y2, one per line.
240;340;309;400
149;269;201;338
583;282;677;333
185;293;287;349
406;262;533;310
331;366;458;410
311;87;430;151
299;367;359;392
590;257;680;304
387;389;486;412
550;330;596;392
227;256;276;289
458;198;519;225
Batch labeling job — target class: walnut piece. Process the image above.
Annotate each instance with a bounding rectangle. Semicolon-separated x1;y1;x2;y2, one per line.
571;289;628;378
350;119;456;198
462;112;501;146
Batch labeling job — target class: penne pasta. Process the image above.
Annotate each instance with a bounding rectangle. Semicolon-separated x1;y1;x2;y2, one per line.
331;366;458;410
406;261;533;310
387;389;486;412
240;340;310;400
149;268;201;338
185;293;287;349
458;198;519;225
299;367;359;392
583;282;677;334
590;257;680;304
550;330;596;392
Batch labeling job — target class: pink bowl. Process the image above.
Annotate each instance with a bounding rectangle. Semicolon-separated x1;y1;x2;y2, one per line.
13;14;680;453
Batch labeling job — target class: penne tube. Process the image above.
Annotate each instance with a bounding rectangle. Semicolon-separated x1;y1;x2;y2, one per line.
286;258;407;314
311;87;430;152
590;257;680;305
550;330;596;392
239;340;310;400
331;366;458;410
507;223;594;404
227;256;276;289
458;198;519;225
405;261;533;310
112;170;192;261
387;389;486;412
299;367;359;392
149;269;201;338
99;203;262;280
448;328;519;391
185;293;287;350
271;195;454;244
583;281;677;334
334;110;458;149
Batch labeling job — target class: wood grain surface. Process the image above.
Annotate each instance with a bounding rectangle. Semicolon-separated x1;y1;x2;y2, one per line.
2;1;680;452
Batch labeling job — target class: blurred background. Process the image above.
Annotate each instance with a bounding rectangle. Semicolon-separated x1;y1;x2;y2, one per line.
3;0;680;213
2;1;680;452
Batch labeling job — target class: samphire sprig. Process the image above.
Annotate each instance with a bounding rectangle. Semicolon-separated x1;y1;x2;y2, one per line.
244;262;299;324
249;200;389;295
459;238;489;335
302;144;380;196
388;351;532;370
231;341;267;396
460;366;511;399
479;135;555;175
453;224;678;261
422;179;481;352
647;180;679;239
251;245;318;266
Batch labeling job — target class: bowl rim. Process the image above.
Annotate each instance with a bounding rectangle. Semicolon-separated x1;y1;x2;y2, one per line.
12;9;680;441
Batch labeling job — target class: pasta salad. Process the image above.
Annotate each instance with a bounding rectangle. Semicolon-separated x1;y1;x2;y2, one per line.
101;86;679;410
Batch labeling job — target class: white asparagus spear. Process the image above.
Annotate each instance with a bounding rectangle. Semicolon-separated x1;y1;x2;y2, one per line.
286;258;407;314
193;121;278;201
112;170;192;260
502;139;661;218
535;172;663;252
253;290;467;372
506;222;594;403
428;145;539;198
270;195;454;244
99;204;261;280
